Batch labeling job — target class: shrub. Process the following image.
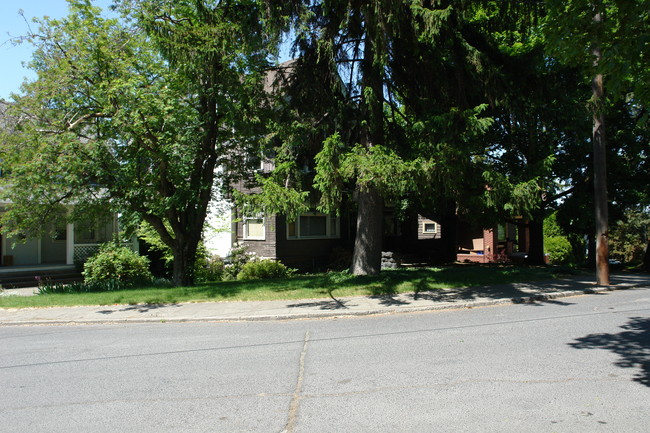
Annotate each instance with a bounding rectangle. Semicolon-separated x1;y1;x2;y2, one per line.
38;279;129;294
609;209;650;265
327;246;353;271
195;254;225;283
223;246;255;280
83;243;153;284
545;236;573;265
236;259;292;281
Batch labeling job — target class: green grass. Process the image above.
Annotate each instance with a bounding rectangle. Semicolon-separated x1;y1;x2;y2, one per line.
0;264;582;309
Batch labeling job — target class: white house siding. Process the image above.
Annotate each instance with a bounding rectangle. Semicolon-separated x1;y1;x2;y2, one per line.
3;235;39;265
203;197;234;258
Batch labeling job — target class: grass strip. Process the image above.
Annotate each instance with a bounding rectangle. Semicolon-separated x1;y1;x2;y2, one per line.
0;265;581;309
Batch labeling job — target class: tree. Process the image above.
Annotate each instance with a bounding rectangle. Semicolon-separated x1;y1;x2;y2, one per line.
251;0;501;275
609;208;650;266
544;0;650;284
0;0;273;285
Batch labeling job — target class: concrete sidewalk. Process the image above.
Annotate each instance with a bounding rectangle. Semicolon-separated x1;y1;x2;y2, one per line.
1;273;648;325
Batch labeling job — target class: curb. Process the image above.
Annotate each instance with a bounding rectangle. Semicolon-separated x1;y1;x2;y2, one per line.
0;281;642;326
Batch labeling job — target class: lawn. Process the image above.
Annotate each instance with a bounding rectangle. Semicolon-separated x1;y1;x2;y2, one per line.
0;264;580;309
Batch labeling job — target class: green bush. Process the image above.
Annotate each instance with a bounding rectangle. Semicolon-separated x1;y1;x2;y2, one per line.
236;259;292;281
195;254;225;283
223;246;254;280
37;276;172;295
83;243;153;284
38;279;129;294
545;236;573;265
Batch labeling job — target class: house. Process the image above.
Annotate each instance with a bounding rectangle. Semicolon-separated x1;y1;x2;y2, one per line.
224;202;530;270
0;211;135;268
456;220;530;263
204;62;532;269
0;100;138;273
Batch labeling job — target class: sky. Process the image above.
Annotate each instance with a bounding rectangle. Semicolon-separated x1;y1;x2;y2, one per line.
0;0;292;101
0;0;115;101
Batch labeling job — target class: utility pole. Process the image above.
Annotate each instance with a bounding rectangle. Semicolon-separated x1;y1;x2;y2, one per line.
592;7;610;286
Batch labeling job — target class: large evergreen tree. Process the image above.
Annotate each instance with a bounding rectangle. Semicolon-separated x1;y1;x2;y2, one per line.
252;0;500;274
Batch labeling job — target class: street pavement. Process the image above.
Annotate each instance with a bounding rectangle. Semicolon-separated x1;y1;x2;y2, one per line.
1;273;648;325
2;281;649;432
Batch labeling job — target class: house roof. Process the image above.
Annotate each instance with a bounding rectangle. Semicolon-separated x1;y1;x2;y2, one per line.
263;59;297;95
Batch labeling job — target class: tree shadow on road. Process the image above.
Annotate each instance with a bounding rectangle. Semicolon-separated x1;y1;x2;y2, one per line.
569;317;650;387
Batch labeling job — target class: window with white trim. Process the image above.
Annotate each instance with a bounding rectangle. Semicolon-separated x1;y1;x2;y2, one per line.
287;213;339;240
422;221;438;234
243;216;265;240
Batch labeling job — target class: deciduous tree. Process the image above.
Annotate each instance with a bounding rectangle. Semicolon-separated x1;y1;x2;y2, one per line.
0;0;273;285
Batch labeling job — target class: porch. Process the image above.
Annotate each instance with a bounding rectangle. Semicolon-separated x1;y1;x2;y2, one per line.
0;264;82;289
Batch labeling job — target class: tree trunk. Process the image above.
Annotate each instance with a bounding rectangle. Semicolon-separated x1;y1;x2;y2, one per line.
350;186;383;275
171;234;201;286
587;234;596;268
440;203;458;263
643;240;650;272
592;10;610;286
525;217;546;265
593;99;610;285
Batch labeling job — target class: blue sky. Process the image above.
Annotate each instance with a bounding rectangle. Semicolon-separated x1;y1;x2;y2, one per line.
0;1;292;101
0;0;114;101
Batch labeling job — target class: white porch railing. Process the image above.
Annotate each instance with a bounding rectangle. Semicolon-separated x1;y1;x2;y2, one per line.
73;244;101;263
72;242;136;264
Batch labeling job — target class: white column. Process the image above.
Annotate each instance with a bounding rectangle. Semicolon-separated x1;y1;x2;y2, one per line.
66;223;75;265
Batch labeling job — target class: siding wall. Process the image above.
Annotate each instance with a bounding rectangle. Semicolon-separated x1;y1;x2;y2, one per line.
275;214;348;271
238;215;278;259
417;215;442;240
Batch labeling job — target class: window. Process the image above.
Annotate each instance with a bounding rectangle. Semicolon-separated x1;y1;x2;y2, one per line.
246;153;263;171
422;221;438;234
497;223;518;243
74;219;111;243
287;213;339;240
52;225;67;242
243;216;265;240
497;224;506;241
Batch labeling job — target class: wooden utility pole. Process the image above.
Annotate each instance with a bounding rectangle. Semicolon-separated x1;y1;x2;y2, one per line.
592;8;610;286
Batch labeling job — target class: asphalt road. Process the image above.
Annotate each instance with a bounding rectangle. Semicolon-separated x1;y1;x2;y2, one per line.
1;288;649;432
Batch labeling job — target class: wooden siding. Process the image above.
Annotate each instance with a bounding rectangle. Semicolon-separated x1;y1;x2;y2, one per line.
417;215;442;240
236;214;278;259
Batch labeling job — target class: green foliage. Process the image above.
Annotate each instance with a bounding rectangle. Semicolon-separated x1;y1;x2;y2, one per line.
543;212;565;238
609;209;650;265
37;276;172;295
83;243;153;284
545;236;573;265
543;0;650;111
1;0;275;286
232;175;310;222
38;279;130;294
543;212;577;265
236;259;293;281
139;220;226;282
313;133;346;214
138;221;174;265
222;246;255;281
194;253;225;283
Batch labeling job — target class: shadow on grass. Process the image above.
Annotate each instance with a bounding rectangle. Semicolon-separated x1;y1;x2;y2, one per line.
569;317;650;387
189;265;586;306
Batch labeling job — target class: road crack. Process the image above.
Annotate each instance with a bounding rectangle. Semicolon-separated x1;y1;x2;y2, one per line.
281;331;310;433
